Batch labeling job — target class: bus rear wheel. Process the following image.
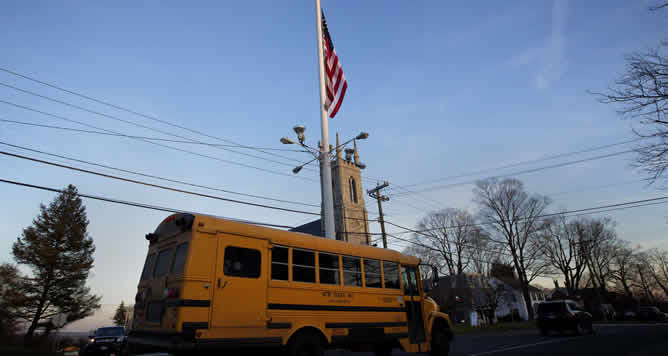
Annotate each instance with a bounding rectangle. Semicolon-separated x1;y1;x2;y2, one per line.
287;330;324;356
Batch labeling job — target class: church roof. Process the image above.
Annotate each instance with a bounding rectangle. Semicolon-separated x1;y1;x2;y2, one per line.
289;219;324;237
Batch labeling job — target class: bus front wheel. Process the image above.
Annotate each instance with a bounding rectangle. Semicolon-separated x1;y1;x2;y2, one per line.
286;330;325;356
430;328;451;356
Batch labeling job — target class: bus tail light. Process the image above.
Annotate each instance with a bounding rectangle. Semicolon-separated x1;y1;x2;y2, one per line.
165;287;179;298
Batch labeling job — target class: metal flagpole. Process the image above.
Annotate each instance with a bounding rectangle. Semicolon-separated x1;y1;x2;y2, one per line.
315;0;336;240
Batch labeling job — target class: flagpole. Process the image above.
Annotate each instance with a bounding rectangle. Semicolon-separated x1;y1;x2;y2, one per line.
315;0;336;240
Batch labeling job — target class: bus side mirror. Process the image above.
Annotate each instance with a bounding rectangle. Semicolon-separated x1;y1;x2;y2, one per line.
431;266;439;288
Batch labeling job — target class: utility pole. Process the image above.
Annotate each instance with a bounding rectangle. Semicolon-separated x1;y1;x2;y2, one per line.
368;182;390;248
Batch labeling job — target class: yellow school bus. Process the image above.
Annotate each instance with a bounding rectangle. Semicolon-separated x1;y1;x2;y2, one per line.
128;213;453;356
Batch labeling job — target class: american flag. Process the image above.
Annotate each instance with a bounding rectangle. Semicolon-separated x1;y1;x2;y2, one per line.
322;13;347;119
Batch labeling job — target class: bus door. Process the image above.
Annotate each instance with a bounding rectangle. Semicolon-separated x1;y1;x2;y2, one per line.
211;235;267;329
402;265;426;344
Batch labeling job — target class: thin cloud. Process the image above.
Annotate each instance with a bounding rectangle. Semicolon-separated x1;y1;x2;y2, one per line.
510;0;568;89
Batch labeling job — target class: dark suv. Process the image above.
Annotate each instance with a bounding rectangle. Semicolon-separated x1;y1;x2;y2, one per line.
84;326;127;355
637;306;668;322
536;300;593;336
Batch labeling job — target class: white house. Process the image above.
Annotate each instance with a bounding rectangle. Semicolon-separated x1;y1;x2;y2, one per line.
488;276;545;321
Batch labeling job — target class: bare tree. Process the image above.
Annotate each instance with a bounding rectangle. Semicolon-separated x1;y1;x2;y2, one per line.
402;242;444;282
473;178;551;320
538;214;588;296
573;217;619;292
649;2;668;11
414;208;476;275
593;26;667;184
645;249;668;298
468;227;502;276
610;241;638;296
633;253;658;304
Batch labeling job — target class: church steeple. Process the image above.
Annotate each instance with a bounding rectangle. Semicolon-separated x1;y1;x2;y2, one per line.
336;133;342;160
328;133;370;245
353;140;360;166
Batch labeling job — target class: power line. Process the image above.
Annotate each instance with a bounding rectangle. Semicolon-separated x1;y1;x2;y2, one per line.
0;143;376;223
0;99;318;181
0;141;321;208
392;149;635;196
0;67;426;205
383;195;668;235
0;150;322;216
0;178;296;229
0;118;308;152
547;178;652;197
400;138;642;189
0;81;316;170
0;67;310;165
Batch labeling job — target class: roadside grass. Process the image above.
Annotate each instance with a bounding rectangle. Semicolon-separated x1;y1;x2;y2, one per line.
0;345;61;356
453;320;536;334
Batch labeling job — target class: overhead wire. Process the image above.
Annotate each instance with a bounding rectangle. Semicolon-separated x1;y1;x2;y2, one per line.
0;99;318;181
0;141;320;207
400;138;643;189
0;81;318;171
0;149;322;216
392;149;635;196
0;178;295;229
0;67;309;165
383;195;668;235
0;144;379;224
0;118;308;152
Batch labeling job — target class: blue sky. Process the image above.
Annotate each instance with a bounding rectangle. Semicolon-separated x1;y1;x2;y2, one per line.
1;0;666;330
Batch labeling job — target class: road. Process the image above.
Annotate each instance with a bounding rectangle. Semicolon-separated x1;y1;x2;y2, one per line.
326;323;668;356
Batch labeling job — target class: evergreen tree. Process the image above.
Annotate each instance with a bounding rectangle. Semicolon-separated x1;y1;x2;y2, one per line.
12;185;101;345
0;263;23;338
113;301;128;326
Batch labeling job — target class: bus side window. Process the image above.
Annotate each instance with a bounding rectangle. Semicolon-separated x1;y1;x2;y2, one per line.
224;246;261;278
319;252;340;285
271;246;289;280
364;259;382;288
292;249;316;283
342;256;362;287
383;261;400;289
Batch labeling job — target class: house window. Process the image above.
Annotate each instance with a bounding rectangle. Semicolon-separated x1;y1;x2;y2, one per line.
349;177;358;204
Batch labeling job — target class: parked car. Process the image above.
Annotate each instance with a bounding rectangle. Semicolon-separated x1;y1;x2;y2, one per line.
622;310;637;320
84;326;127;355
536;300;593;336
637;306;668;322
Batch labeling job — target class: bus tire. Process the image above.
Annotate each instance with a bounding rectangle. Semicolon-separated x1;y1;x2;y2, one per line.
286;330;325;356
430;327;451;356
375;344;393;356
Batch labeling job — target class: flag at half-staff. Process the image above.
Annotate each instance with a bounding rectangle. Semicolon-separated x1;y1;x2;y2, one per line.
321;12;347;118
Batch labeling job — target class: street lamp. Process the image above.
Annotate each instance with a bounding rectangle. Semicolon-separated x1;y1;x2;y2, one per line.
280;126;369;240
